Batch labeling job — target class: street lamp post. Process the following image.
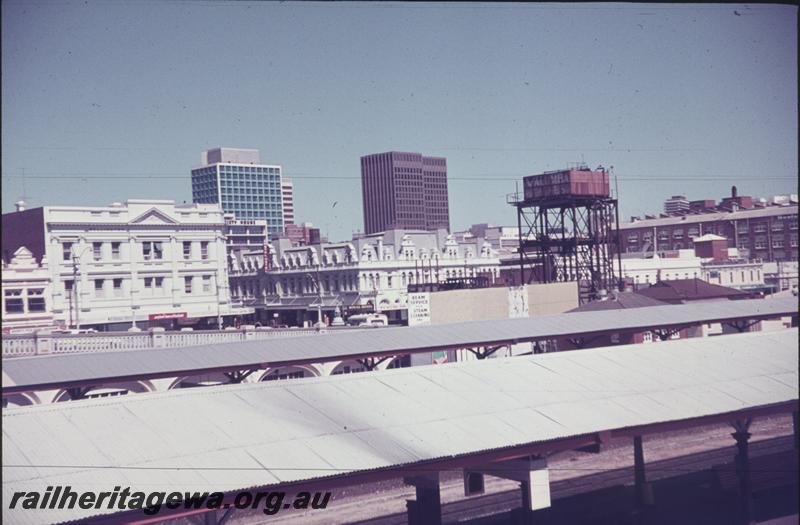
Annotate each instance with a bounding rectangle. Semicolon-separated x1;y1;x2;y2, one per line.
71;246;93;330
130;290;138;330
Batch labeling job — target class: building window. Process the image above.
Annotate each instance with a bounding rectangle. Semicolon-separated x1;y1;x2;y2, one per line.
64;280;74;295
773;238;784;248
184;276;193;294
155;277;164;290
753;223;767;233
202;275;212;293
143;241;163;261
4;289;24;313
92;242;103;261
94;279;105;298
755;237;767;250
63;242;73;261
112;278;123;298
183;241;192;260
791;234;798;248
201;242;209;260
26;288;46;312
111;242;121;260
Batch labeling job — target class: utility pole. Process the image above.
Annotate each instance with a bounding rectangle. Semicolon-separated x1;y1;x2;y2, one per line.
316;264;323;327
72;257;80;330
216;269;223;329
307;266;324;328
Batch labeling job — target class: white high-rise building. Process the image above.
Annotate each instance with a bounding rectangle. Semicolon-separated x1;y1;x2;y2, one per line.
664;195;690;215
281;178;295;226
191;147;285;236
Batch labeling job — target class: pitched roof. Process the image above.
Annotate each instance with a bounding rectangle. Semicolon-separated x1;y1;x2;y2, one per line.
635;278;748;302
3;329;797;525
5;297;796;396
692;234;726;242
569;292;668;312
619;204;797;230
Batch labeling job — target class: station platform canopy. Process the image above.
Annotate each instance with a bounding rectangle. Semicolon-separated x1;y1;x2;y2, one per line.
3;329;798;525
2;296;796;395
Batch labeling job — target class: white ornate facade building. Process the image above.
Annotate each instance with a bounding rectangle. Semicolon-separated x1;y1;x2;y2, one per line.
1;247;54;334
228;228;502;326
1;200;250;331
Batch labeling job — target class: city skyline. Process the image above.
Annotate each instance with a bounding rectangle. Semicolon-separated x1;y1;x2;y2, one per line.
2;1;797;241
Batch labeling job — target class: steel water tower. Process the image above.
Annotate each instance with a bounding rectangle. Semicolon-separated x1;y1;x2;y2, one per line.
509;164;622;303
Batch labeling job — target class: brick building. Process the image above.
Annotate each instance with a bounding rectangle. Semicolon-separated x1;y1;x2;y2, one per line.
620;191;798;262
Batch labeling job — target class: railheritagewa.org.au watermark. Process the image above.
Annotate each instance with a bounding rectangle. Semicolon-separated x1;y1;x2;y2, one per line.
8;486;332;516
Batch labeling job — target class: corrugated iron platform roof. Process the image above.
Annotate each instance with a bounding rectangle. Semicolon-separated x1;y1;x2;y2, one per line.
3;329;798;525
2;297;795;394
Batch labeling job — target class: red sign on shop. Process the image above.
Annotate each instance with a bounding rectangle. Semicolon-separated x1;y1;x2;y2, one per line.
148;312;187;321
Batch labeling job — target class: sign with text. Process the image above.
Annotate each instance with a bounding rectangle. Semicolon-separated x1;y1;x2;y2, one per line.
148;312;187;321
407;292;431;327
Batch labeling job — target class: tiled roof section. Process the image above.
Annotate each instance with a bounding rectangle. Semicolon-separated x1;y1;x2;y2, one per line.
635;278;748;302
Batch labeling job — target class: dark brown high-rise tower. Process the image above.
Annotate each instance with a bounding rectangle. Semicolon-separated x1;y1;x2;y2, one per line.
360;151;450;234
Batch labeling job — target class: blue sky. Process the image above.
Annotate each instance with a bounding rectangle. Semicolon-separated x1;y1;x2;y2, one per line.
2;1;797;241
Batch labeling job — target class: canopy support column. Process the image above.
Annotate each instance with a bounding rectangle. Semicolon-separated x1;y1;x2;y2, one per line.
404;473;441;525
732;419;754;525
632;435;653;523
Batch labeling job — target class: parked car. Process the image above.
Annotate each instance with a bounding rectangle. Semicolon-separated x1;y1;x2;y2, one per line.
52;328;98;335
346;314;389;327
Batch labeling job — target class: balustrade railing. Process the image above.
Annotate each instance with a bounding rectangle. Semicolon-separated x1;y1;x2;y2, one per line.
2;326;355;358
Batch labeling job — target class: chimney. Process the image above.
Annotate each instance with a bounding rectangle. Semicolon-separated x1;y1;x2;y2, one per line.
731;185;738;199
14;200;26;212
309;228;321;246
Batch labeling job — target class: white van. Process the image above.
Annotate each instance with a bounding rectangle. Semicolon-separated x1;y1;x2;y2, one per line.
346;313;389;327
